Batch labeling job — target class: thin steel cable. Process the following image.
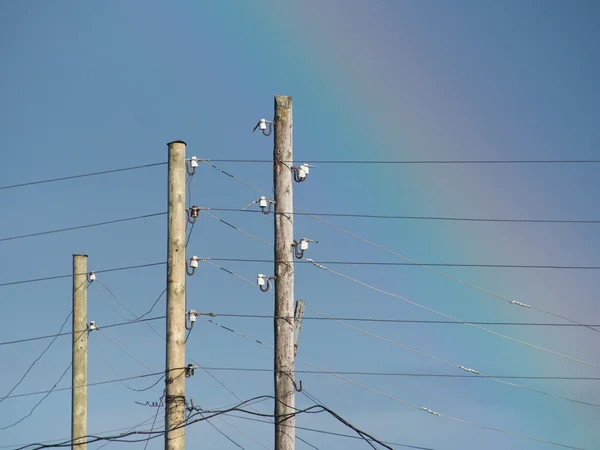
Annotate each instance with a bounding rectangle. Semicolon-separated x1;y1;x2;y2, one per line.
186;397;270;450
305;306;600;408
200;210;272;246
0;162;167;191
201;257;600;368
0;308;73;405
0;362;73;431
0;372;165;401
91;332;164;393
174;312;600;327
197;315;585;450
221;414;436;450
0;262;165;288
0;213;166;243
306;259;600;368
98;329;154;373
0;316;164;347
204;158;600;164
300;214;600;332
0;414;163;450
204;207;600;225
201;162;598;332
205;256;600;271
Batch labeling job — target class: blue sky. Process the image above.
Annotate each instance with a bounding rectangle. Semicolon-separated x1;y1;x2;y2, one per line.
1;1;599;449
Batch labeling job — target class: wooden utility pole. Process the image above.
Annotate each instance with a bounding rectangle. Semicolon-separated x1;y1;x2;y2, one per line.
72;254;88;450
273;95;296;450
165;141;187;450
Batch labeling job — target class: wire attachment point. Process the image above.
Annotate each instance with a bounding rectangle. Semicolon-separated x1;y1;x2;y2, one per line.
187;205;201;224
252;118;274;136
187;256;199;276
292;238;318;259
87;272;96;283
257;274;276;292
291;164;314;183
186;156;198;176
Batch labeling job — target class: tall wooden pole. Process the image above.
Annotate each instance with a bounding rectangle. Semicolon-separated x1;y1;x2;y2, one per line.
72;254;88;450
273;95;296;450
165;140;187;450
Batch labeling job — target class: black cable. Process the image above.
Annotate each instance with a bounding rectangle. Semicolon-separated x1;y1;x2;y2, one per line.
0;213;167;243
223;414;435;450
0;162;167;191
0;362;73;431
206;207;600;224
184;366;600;381
204;159;600;164
0;372;165;401
0;308;73;404
208;257;600;270
192;312;600;328
0;262;166;288
0;316;165;347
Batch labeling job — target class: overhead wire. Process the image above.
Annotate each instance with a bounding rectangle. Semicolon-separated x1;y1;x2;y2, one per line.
0;330;85;431
91;332;165;393
306;258;600;368
304;305;600;408
0;316;164;347
0;307;74;405
0;213;166;243
0;262;165;288
199;162;599;333
196;313;585;450
205;256;600;271
202;158;600;164
203;207;600;225
0;162;167;191
196;262;589;449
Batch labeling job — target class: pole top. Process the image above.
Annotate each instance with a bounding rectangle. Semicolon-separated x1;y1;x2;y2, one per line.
167;140;187;146
73;254;88;257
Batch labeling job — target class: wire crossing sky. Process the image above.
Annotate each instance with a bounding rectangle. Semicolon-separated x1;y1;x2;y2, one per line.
1;1;599;449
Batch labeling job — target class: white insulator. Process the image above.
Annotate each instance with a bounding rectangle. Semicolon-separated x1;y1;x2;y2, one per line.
259;119;267;131
190;256;199;269
297;167;306;179
89;321;98;331
257;274;266;286
259;196;268;208
300;164;310;175
299;239;309;250
190;156;199;168
88;272;96;282
189;314;197;322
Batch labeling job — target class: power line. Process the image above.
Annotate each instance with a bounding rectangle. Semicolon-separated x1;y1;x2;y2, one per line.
0;262;166;288
306;258;600;367
0;372;165;401
0;308;73;404
187;313;600;327
204;158;600;164
204;207;600;224
0;162;166;191
224;414;436;450
179;366;600;381
207;257;600;271
0;316;165;347
196;315;585;450
0;213;166;243
199;163;598;333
